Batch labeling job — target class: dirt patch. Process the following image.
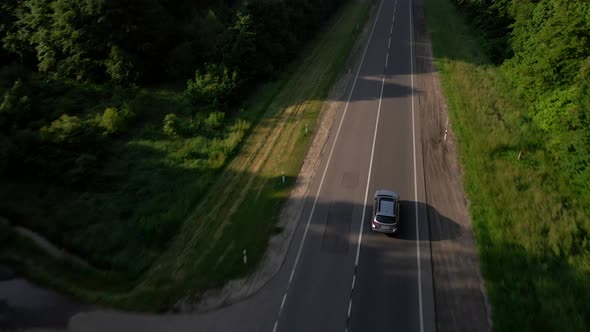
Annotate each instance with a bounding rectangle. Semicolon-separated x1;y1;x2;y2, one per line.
412;0;492;331
0;217;90;268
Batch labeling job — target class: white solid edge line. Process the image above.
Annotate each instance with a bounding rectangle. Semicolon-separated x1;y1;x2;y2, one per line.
409;0;425;331
273;1;386;331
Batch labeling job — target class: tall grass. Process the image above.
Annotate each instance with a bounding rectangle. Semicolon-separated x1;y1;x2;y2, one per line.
424;0;590;330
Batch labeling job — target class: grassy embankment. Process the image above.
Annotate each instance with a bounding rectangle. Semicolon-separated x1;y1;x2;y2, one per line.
0;0;373;310
424;0;590;330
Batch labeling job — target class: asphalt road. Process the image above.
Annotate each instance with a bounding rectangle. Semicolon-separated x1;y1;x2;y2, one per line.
274;0;435;331
3;0;436;331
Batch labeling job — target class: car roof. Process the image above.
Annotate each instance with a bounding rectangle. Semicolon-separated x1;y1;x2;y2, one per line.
374;189;399;199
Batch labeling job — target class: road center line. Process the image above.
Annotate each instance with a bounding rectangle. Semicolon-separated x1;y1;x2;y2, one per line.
354;71;385;268
347;1;398;331
280;293;287;312
409;0;425;331
354;0;396;269
271;0;386;330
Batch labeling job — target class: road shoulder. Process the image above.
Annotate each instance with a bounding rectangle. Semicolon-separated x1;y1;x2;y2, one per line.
412;0;492;330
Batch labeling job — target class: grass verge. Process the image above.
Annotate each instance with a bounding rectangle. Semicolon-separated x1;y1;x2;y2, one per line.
424;0;590;330
1;0;373;310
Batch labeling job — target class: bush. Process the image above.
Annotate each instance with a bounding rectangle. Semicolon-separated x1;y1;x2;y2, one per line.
98;106;134;135
0;79;33;130
162;113;181;136
40;114;85;144
204;111;225;133
185;65;238;110
105;46;138;84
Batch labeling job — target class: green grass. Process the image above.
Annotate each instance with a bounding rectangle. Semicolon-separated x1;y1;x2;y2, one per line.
0;0;373;310
424;0;590;330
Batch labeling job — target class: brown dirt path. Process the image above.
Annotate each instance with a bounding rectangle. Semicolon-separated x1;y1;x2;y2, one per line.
412;0;492;330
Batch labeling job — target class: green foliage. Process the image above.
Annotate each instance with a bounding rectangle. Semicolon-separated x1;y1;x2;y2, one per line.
450;0;514;63
185;65;238;110
204;111;225;132
223;12;258;79
451;0;590;195
431;0;590;330
506;0;590;95
40;114;84;143
98;106;134;135
162;113;180;137
2;0;346;87
533;88;578;133
3;0;171;83
0;0;366;310
0;79;32;129
105;46;137;84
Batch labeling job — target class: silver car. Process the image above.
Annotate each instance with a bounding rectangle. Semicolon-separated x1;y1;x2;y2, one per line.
371;190;400;234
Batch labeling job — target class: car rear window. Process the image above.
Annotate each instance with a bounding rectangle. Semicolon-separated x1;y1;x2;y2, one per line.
375;214;396;223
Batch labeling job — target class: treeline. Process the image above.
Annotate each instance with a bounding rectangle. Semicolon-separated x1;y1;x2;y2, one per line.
453;0;590;197
0;0;346;184
1;0;346;84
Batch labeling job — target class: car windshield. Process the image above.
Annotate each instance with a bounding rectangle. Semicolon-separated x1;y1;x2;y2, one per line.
375;214;396;224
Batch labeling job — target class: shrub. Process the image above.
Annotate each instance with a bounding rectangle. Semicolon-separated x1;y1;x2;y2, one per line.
105;46;138;84
0;79;33;130
40;114;85;144
204;111;225;133
185;65;238;110
99;106;134;135
186;114;204;135
163;113;180;136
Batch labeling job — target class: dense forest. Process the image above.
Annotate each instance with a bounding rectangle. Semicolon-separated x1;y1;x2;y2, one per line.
452;0;590;200
0;0;347;185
